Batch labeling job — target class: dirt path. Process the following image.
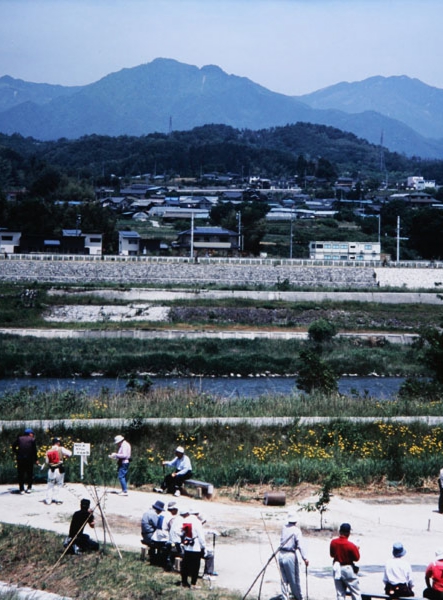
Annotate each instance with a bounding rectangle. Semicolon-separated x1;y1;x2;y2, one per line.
1;483;442;599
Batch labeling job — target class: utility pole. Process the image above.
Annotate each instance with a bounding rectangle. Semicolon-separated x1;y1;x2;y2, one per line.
396;215;400;262
190;212;194;260
237;211;242;253
289;214;294;259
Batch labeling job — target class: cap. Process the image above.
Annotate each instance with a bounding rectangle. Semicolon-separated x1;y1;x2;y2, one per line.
175;446;185;454
167;501;178;510
189;506;199;515
339;523;351;534
436;549;443;560
180;507;190;516
152;500;165;512
287;512;298;524
114;435;124;444
80;498;91;508
52;437;61;444
24;428;34;435
393;542;406;558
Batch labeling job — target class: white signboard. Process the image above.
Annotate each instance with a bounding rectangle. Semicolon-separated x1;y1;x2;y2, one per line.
73;443;91;456
73;443;90;479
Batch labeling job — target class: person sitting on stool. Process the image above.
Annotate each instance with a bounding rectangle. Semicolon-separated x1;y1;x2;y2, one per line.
162;446;192;497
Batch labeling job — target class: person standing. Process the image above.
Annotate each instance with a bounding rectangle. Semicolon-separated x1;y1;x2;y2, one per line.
180;507;206;589
12;428;39;495
162;446;192;497
330;522;361;600
166;501;184;571
67;498;99;553
424;549;443;600
109;434;131;496
44;437;72;505
438;468;443;514
278;512;309;600
383;542;414;597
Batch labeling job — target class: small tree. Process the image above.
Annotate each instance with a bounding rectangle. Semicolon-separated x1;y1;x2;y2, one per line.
308;318;337;345
299;469;348;529
296;348;338;394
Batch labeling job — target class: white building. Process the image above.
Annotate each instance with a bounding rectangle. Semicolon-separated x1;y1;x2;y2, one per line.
118;231;140;256
0;230;21;254
407;176;436;190
84;233;103;256
310;241;381;261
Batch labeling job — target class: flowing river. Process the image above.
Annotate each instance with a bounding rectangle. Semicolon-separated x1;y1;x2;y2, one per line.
0;375;405;400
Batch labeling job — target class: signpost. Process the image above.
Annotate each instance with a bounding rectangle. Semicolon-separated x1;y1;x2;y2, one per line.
73;443;90;480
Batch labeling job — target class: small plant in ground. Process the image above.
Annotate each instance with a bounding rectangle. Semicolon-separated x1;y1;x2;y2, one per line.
298;468;349;529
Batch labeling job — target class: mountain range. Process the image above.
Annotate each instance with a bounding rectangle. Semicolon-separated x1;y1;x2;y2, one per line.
1;58;442;159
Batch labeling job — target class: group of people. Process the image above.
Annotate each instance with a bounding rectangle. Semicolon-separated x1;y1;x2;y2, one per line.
141;499;217;588
11;429;190;501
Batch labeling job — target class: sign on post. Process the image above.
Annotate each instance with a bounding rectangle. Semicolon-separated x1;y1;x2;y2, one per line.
73;443;91;480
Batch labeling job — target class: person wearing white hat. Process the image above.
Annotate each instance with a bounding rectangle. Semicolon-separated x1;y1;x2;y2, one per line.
108;434;131;496
424;549;443;599
180;507;206;589
161;445;192;497
278;512;309;600
383;542;414;597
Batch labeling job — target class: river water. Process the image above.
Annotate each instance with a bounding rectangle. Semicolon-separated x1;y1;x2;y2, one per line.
0;375;404;400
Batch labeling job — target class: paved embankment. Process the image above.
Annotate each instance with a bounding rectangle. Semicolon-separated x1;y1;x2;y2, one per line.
0;328;417;344
1;415;442;432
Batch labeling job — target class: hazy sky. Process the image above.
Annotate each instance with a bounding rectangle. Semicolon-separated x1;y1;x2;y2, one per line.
1;0;442;96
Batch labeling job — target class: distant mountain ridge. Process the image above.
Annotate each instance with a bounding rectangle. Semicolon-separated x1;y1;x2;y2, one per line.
0;58;442;159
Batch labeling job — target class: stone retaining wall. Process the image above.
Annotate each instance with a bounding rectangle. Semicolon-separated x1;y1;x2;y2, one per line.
1;257;443;289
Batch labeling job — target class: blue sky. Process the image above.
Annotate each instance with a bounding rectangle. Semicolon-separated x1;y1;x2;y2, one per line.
1;0;442;95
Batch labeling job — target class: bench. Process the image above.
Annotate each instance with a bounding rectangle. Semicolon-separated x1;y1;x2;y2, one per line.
183;479;214;499
348;592;425;600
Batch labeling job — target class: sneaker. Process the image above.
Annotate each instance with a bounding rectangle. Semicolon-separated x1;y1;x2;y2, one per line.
44;499;51;505
25;489;32;494
191;584;201;589
53;500;63;504
174;489;181;497
117;491;128;496
153;487;164;493
19;491;25;495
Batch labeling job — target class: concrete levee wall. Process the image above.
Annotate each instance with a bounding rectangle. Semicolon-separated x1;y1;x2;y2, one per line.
1;256;443;289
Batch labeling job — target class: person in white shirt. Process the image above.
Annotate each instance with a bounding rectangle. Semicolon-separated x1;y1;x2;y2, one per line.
383;542;414;597
278;512;309;600
180;507;206;589
44;437;72;505
109;434;131;496
162;446;192;497
165;501;184;571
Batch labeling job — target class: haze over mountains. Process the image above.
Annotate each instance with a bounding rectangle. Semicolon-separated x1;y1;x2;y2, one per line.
0;58;442;159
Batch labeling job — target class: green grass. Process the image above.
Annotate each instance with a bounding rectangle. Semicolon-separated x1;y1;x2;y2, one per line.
0;523;239;600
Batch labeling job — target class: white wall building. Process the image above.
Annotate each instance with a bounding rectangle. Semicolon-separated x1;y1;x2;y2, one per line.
0;231;21;254
118;231;140;256
310;241;381;261
407;176;436;190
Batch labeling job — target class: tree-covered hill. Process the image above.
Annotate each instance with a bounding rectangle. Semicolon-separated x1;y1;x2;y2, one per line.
2;122;442;189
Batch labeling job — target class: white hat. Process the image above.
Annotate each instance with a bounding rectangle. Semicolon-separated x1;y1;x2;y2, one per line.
436;549;443;560
175;446;185;454
114;435;124;444
180;507;190;516
287;512;298;523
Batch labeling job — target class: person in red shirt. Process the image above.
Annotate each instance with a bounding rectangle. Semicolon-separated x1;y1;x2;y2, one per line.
424;549;443;599
330;522;361;600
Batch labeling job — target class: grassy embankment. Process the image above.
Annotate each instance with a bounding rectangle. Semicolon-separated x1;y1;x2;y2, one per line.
0;523;238;600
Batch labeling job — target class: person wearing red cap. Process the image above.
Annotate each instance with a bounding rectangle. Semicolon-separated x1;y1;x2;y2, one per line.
330;523;361;600
12;428;39;495
161;446;192;497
